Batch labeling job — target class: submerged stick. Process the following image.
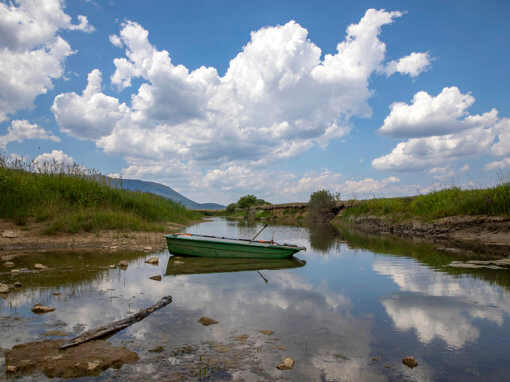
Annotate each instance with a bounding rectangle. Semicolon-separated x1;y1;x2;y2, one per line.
59;295;172;349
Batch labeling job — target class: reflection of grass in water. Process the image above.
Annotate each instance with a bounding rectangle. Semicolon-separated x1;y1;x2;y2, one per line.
0;251;148;289
308;223;340;253
337;226;510;290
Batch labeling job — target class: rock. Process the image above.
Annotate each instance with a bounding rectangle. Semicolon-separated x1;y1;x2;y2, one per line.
87;361;100;370
31;304;55;314
0;283;8;293
14;281;22;288
108;265;116;269
11;269;20;274
174;261;184;265
402;356;418;368
2;230;18;238
148;346;164;353
4;261;15;267
34;263;47;270
52;292;62;296
6;365;17;373
42;330;69;336
149;275;162;281
144;246;152;251
118;260;128;267
0;292;8;299
277;356;294;370
258;330;274;336
145;256;159;264
198;316;218;326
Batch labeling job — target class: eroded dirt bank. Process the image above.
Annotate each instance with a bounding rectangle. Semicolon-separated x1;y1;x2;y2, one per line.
332;214;510;255
0;219;189;256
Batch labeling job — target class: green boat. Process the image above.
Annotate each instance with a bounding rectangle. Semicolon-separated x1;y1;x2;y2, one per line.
165;256;306;276
164;233;306;259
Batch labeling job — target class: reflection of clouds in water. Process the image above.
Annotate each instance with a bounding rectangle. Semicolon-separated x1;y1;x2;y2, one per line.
382;294;479;349
374;258;508;349
373;259;510;313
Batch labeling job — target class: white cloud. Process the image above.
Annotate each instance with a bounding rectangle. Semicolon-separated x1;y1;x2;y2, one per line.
373;88;503;172
0;119;59;149
52;69;130;139
0;0;93;121
484;157;510;171
33;149;75;173
379;87;497;138
383;52;431;77
53;10;422;188
490;118;510;157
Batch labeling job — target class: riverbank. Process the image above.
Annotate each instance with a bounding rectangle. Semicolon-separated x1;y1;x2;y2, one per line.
332;214;510;251
0;218;190;256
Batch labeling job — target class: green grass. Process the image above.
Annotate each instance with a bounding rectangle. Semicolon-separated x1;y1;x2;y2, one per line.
340;184;510;221
0;165;201;234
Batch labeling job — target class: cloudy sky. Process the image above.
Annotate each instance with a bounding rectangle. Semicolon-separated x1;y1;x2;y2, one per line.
1;0;509;204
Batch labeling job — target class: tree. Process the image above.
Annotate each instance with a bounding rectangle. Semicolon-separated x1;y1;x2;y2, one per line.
237;194;258;209
225;203;238;214
308;190;339;221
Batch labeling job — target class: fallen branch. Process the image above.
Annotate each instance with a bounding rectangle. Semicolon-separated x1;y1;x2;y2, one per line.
60;295;172;349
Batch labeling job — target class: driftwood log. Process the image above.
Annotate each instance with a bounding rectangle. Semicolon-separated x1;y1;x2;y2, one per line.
59;295;172;349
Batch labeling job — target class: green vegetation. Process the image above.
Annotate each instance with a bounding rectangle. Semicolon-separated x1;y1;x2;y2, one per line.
0;156;200;234
340;184;510;221
308;189;339;221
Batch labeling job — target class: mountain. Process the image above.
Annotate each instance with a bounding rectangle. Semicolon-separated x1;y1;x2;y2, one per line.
112;178;225;210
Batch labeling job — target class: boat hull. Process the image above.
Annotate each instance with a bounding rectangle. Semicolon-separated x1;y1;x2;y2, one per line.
165;235;304;259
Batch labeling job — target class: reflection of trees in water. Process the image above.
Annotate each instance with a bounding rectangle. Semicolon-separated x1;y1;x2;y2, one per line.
308;223;340;253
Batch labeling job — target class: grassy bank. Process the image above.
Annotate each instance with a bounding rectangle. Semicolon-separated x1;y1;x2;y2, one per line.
339;184;510;222
0;166;201;234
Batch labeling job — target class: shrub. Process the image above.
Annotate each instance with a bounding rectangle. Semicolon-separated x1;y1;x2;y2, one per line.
308;190;338;221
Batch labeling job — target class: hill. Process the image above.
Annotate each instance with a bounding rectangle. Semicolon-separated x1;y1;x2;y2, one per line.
114;178;225;210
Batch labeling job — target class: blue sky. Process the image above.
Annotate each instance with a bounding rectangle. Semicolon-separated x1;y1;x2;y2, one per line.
1;0;509;204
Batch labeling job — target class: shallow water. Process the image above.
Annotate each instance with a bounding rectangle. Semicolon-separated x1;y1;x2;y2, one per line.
1;218;510;381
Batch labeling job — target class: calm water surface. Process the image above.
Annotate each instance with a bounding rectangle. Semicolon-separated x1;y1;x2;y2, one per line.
1;217;510;381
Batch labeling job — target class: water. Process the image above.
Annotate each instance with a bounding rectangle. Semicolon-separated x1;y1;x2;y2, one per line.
1;217;510;381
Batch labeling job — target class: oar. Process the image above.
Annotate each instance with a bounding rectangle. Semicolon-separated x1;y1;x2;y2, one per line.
249;224;268;243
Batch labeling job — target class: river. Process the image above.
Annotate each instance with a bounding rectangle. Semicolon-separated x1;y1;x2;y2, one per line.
1;217;510;381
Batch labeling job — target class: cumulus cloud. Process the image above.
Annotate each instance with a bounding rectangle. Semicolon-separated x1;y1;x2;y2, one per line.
373;87;504;172
484;157;510;171
33;149;75;173
52;69;130;139
383;52;431;77
53;11;424;181
0;0;93;121
0;119;59;149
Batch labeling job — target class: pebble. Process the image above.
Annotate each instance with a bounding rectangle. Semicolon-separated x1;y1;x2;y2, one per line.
4;261;15;267
277;357;294;370
0;283;8;293
258;330;274;336
11;269;20;274
31;303;55;314
402;356;418;368
145;256;159;264
198;316;218;326
34;263;47;270
2;230;18;238
108;265;116;269
118;260;128;267
6;365;16;373
149;275;162;281
14;281;22;288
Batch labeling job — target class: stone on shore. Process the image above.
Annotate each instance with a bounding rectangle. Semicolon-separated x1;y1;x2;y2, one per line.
4;261;15;267
11;269;20;274
198;316;218;326
0;283;9;293
34;263;47;270
14;281;22;288
402;356;418;368
2;230;18;238
32;304;55;314
108;264;116;269
277;357;294;370
145;256;159;264
149;275;162;281
258;330;274;336
118;260;128;267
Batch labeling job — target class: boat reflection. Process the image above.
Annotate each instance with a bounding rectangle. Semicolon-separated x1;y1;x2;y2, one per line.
165;256;306;276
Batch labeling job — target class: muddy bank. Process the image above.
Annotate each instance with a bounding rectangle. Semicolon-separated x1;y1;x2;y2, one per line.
332;214;510;254
0;219;192;255
5;339;138;378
